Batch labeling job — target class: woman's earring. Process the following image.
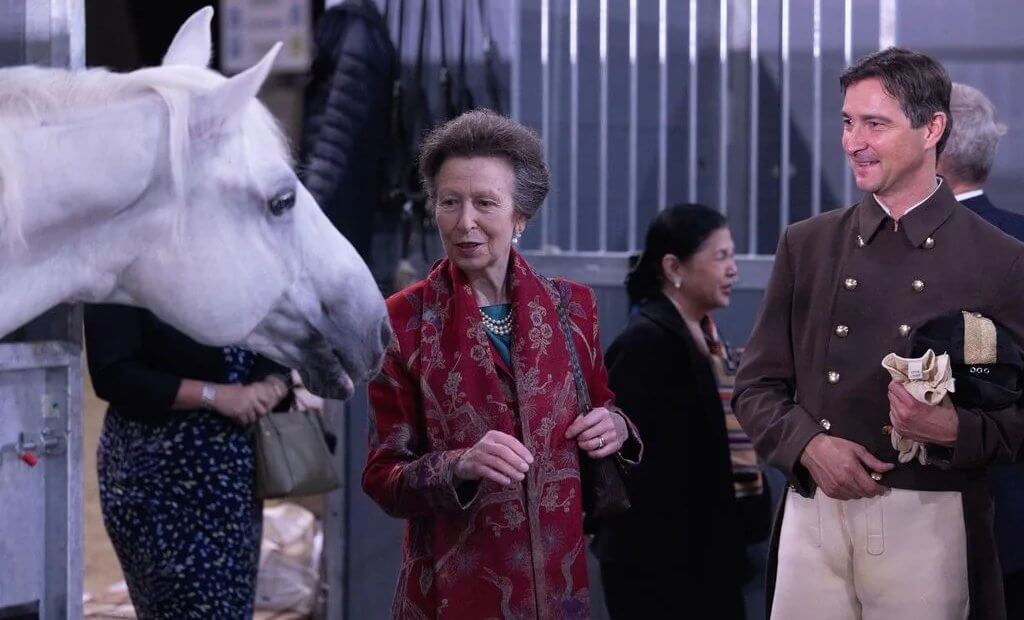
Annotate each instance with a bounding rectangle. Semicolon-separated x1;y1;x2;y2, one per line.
512;230;522;244
673;280;682;289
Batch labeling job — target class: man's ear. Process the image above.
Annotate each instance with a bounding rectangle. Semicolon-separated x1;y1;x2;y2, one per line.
924;111;948;151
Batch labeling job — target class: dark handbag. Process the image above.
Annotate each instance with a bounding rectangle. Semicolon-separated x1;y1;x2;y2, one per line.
550;281;631;521
252;410;341;500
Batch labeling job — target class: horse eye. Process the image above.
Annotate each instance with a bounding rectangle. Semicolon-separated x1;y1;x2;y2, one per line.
268;191;296;216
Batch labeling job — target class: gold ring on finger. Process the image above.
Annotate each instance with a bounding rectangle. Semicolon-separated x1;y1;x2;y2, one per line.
870;472;882;482
597;436;605;449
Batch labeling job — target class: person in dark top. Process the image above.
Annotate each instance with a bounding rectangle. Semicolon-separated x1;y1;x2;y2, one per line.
85;303;292;618
595;203;746;619
938;81;1024;619
301;0;395;260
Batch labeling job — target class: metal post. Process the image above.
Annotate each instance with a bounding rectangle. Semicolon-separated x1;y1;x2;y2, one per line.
510;0;521;121
569;0;579;251
628;0;638;251
718;0;729;215
657;0;668;212
811;0;821;216
599;0;608;251
747;0;759;254
687;0;698;202
540;0;550;250
879;0;897;49
843;0;853;207
779;0;790;233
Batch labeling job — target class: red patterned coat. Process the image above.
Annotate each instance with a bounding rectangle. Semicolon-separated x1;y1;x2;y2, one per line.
363;253;639;619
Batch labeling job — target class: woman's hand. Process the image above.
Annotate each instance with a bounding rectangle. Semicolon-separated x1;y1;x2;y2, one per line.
565;407;628;458
454;430;534;486
213;377;288;425
250;375;289;411
290;369;325;414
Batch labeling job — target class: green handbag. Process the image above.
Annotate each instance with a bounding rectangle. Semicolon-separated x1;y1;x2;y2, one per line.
252;410;341;500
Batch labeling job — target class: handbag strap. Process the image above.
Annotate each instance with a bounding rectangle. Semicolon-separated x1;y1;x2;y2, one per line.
549;278;591;416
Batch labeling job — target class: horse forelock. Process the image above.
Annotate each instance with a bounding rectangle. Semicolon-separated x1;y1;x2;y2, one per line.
0;64;292;248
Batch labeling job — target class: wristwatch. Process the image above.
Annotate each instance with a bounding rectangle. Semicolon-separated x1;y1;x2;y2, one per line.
200;383;217;410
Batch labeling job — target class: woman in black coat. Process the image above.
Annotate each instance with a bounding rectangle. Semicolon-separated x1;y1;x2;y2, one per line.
595;203;747;619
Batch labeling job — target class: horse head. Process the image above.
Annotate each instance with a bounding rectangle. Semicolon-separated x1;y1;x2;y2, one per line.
117;8;390;399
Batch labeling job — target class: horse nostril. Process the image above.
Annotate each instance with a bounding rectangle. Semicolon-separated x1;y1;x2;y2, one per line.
379;316;393;349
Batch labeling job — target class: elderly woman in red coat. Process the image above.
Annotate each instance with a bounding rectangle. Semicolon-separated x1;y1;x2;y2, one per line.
362;110;642;619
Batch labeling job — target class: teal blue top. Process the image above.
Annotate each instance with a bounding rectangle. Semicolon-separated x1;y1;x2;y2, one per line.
480;304;513;368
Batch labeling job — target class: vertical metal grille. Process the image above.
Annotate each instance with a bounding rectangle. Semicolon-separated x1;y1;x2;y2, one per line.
510;0;889;258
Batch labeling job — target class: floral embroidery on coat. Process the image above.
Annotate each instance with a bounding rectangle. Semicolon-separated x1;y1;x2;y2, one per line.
363;250;639;619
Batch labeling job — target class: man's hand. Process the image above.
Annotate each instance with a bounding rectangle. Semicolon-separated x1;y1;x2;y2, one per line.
799;434;895;500
888;380;958;447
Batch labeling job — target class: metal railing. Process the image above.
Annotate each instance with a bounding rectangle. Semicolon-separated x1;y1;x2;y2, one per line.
514;0;897;262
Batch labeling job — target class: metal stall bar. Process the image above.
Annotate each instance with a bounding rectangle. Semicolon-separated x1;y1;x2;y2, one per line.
510;0;521;121
47;0;84;69
599;0;608;251
657;0;668;212
747;0;759;254
718;0;728;214
0;6;84;620
569;0;579;251
540;0;550;250
811;0;822;216
687;0;698;202
879;0;897;49
628;0;638;250
843;0;853;207
779;0;790;232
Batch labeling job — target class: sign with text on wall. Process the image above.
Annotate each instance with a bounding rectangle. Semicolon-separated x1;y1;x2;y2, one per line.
218;0;311;74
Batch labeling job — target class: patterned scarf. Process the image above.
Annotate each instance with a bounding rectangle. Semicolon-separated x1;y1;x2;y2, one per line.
417;248;583;452
705;317;764;500
408;248;594;616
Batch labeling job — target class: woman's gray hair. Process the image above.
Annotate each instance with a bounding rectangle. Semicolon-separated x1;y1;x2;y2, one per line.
418;110;550;222
942;83;1008;185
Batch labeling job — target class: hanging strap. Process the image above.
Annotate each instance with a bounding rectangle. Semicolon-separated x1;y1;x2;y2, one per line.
478;0;504;114
413;0;428;87
457;0;476;111
387;0;407;184
549;279;592;415
438;0;456;119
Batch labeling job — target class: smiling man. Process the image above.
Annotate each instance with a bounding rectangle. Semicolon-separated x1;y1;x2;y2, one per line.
734;48;1024;620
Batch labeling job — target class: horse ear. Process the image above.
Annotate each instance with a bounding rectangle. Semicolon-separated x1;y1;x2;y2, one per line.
198;43;281;121
162;6;214;67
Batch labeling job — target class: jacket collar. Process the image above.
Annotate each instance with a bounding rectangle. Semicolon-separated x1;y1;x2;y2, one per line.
960;192;995;215
638;293;697;347
856;181;959;248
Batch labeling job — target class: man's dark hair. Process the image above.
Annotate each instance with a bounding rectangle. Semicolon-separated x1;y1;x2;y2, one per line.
840;47;953;155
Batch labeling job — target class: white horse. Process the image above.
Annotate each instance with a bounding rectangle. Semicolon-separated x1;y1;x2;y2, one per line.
0;7;389;399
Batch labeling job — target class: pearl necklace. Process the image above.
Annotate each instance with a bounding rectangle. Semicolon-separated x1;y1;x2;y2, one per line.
480;307;513;336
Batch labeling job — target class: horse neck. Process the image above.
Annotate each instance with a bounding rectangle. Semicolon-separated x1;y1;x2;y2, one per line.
4;93;173;243
0;95;173;338
0;228;132;338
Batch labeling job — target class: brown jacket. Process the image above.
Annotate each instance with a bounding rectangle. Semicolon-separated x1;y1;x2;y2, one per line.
734;182;1024;619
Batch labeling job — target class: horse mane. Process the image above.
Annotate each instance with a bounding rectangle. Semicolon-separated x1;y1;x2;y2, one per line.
0;64;292;248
